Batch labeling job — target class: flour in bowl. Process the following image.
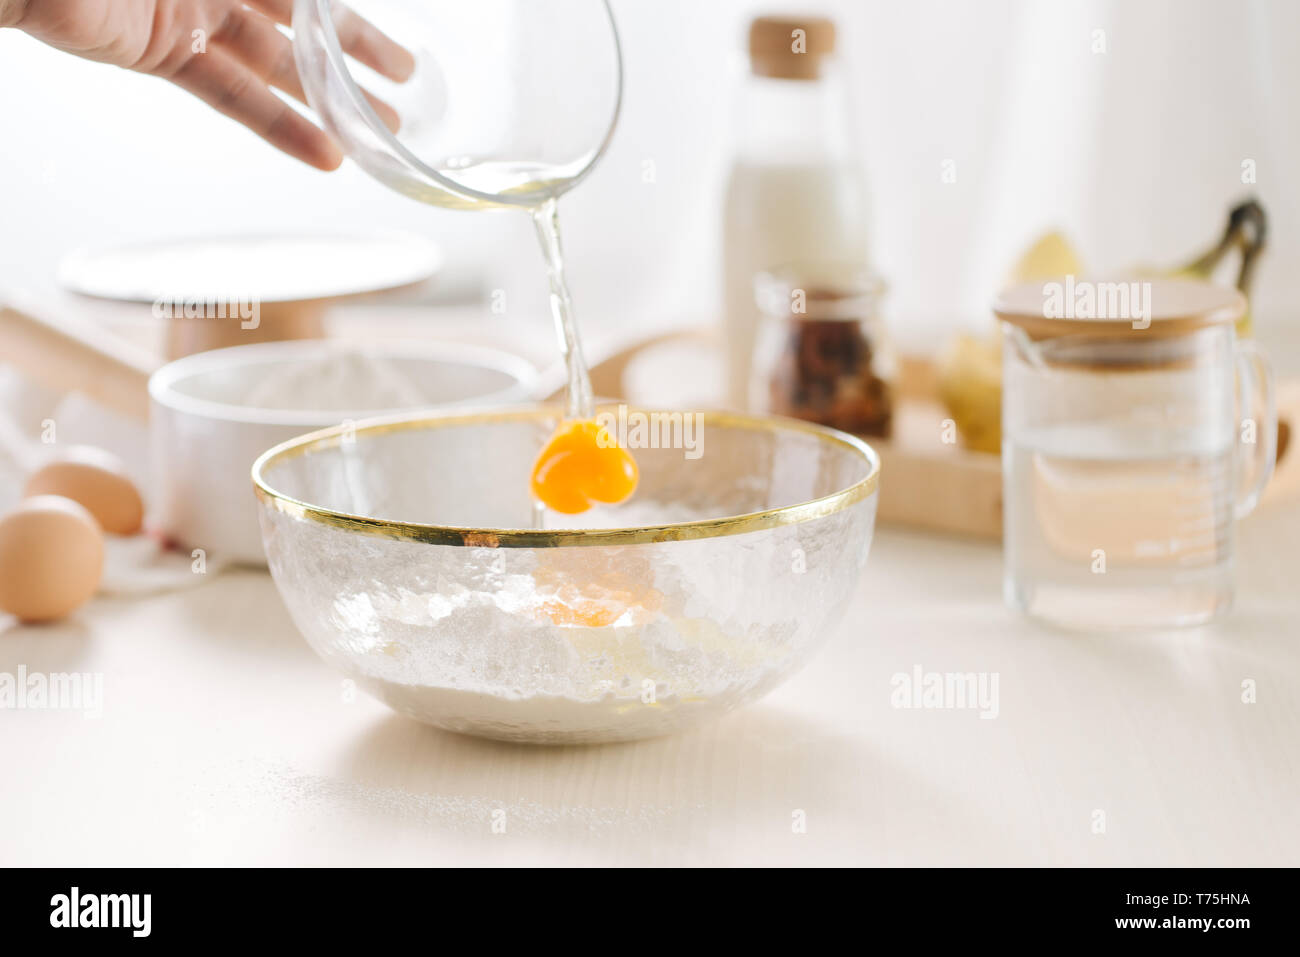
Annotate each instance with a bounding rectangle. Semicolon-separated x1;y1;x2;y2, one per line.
242;351;427;412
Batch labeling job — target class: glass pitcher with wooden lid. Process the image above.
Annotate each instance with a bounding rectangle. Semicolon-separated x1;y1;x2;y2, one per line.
993;277;1276;629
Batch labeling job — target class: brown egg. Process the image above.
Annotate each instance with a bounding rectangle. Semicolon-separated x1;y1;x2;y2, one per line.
0;495;104;622
24;446;144;535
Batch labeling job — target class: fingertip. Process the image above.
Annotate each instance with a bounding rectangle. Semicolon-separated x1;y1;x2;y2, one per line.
376;102;402;134
357;88;401;134
301;136;344;171
389;49;416;83
313;147;344;172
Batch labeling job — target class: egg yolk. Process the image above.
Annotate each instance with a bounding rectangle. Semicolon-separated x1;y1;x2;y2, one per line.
530;420;638;515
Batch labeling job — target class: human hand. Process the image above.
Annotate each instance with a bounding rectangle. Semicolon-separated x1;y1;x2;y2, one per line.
0;0;413;169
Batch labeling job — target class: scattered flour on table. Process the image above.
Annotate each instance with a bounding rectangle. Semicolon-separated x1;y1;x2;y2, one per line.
193;758;707;838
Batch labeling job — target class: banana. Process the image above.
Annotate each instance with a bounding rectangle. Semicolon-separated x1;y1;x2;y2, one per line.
936;202;1266;453
1004;231;1084;288
937;333;1002;453
1165;199;1266;337
937;232;1083;453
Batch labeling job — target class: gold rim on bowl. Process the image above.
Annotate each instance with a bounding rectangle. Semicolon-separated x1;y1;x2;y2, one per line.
251;407;880;548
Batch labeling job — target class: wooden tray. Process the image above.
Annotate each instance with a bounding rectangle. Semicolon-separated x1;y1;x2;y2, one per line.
874;355;1004;538
878;356;1299;539
589;333;1299;541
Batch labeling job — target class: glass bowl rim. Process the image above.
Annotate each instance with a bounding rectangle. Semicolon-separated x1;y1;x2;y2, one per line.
251;407;880;548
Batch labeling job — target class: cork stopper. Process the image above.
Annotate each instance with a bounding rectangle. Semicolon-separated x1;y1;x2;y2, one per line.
748;15;837;80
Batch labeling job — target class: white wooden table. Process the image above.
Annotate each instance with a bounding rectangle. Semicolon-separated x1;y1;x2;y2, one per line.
2;502;1296;867
2;301;1297;867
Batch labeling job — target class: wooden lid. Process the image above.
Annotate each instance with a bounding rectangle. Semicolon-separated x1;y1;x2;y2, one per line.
749;16;836;80
993;276;1246;339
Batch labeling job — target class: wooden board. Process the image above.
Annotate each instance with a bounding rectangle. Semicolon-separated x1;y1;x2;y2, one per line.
874;356;1003;539
866;356;1298;540
594;335;1299;542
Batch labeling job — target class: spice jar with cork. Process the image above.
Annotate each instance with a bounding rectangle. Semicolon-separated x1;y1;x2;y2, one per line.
751;262;894;438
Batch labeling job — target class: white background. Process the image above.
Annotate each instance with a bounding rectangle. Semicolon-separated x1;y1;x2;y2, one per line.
1;0;1298;354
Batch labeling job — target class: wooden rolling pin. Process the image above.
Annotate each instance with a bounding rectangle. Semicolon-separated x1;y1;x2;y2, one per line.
0;298;155;422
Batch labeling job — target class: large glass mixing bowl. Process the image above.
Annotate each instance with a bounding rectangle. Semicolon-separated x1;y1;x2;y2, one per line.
253;409;880;743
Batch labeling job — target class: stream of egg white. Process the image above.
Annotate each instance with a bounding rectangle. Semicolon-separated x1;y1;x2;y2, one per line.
529;197;595;529
532;198;595;421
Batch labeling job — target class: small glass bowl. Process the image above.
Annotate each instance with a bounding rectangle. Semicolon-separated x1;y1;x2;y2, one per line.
253;408;879;743
292;0;622;209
